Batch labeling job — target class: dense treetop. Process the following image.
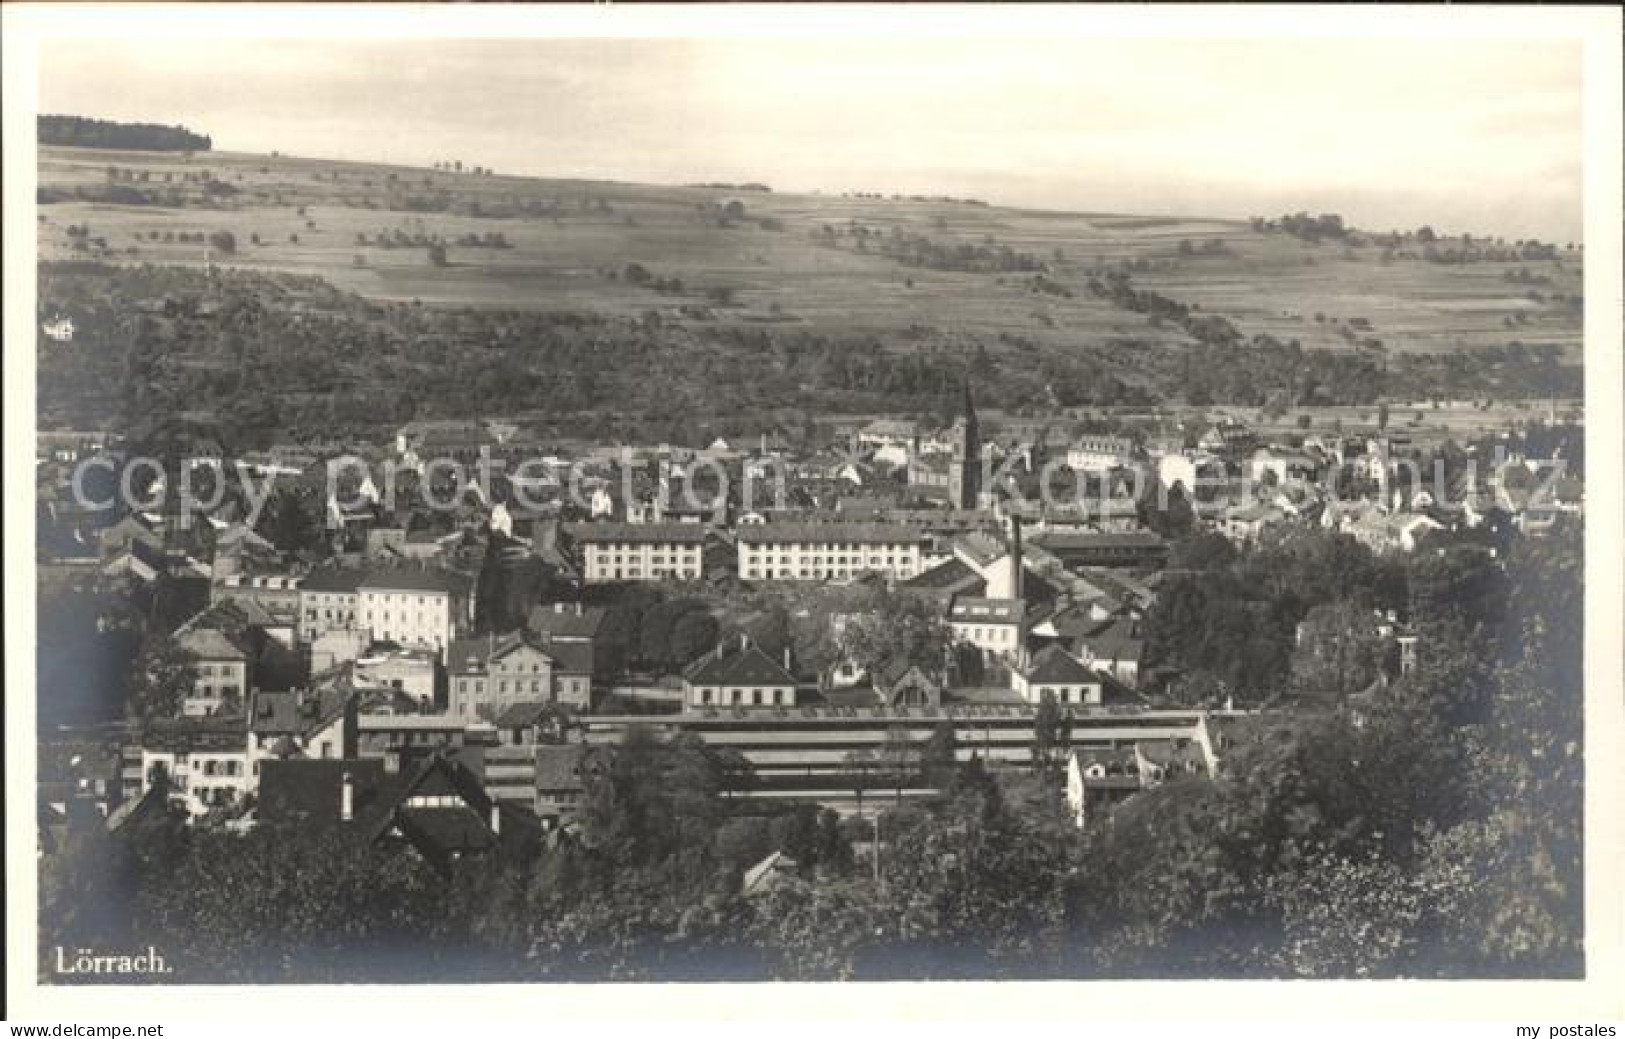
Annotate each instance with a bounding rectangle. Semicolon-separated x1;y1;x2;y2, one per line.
40;115;212;153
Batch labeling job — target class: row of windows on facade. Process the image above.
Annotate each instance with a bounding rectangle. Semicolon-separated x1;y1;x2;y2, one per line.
191;684;241;700
741;565;917;579
458;678;548;695
590;568;700;580
1026;684;1103;705
955;625;1017;644
195;663;243;677
151;758;246;778
469;661;548;675
691;686;795;706
742;548;915;559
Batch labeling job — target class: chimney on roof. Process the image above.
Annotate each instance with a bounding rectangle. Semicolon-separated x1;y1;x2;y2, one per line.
783;646;793;672
340;771;355;822
384;749;401;774
489;801;502;836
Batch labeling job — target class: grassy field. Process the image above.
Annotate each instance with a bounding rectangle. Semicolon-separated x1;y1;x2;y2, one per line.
37;145;1584;366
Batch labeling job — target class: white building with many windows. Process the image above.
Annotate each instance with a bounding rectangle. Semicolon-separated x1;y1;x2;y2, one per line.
736;523;923;582
298;567;363;644
572;522;709;582
1066;434;1137;473
357;568;466;652
947;595;1025;663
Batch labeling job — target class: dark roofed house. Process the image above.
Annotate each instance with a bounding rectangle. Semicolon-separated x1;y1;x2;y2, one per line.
870;656;943;708
258;758;395;832
248;686;357;761
898;557;988;603
1012;645;1104;707
1076;618;1144;688
682;637;797;711
527;601;607;642
261;751;541;873
1029;529;1168;569
533;743;603;823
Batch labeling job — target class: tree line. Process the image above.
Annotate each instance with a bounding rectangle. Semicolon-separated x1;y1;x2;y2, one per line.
40;114;212;153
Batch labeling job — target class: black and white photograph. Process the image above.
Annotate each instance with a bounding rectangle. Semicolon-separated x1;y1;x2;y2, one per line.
4;3;1622;1024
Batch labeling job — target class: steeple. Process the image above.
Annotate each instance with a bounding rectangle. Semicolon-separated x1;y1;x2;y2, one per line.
950;381;982;510
961;381;979;446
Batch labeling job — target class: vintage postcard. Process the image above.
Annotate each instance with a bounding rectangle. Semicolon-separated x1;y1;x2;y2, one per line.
4;2;1621;1024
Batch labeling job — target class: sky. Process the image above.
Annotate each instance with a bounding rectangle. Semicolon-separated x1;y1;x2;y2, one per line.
38;35;1584;241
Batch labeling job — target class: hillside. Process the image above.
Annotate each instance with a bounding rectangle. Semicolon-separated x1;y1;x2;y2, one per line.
35;144;1584;445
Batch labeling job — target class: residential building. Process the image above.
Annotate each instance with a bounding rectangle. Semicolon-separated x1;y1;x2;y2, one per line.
1066;434;1137;473
247;686;356;765
947;596;1025;663
357;567;466;652
527;601;607;645
869;658;944;708
1075;618;1144;688
682;638;798;710
298;566;363;644
175;623;253;718
572;522;708;582
1011;645;1103;706
448;631;567;721
136;718;253;818
736;523;923;582
533;743;593;823
257;751;541;874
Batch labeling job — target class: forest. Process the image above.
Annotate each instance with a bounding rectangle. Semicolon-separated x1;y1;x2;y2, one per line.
40;115;212;153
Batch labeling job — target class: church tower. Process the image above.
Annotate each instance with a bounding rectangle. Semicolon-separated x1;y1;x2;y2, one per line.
948;382;982;510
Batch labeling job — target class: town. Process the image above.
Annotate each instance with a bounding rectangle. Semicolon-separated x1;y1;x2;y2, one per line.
36;371;1585;981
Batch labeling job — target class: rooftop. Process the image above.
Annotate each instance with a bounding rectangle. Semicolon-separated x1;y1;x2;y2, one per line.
683;641;796;687
1023;645;1099;685
737;523;923;546
568;521;711;545
358;567;466;595
948;597;1024;623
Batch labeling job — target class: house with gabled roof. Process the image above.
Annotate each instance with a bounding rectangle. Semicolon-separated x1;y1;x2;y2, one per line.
173;611;256;718
1011;645;1102;707
682;636;797;710
135;715;254;819
448;631;557;722
247;685;356;764
1074;617;1145;688
257;750;542;873
869;656;943;708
